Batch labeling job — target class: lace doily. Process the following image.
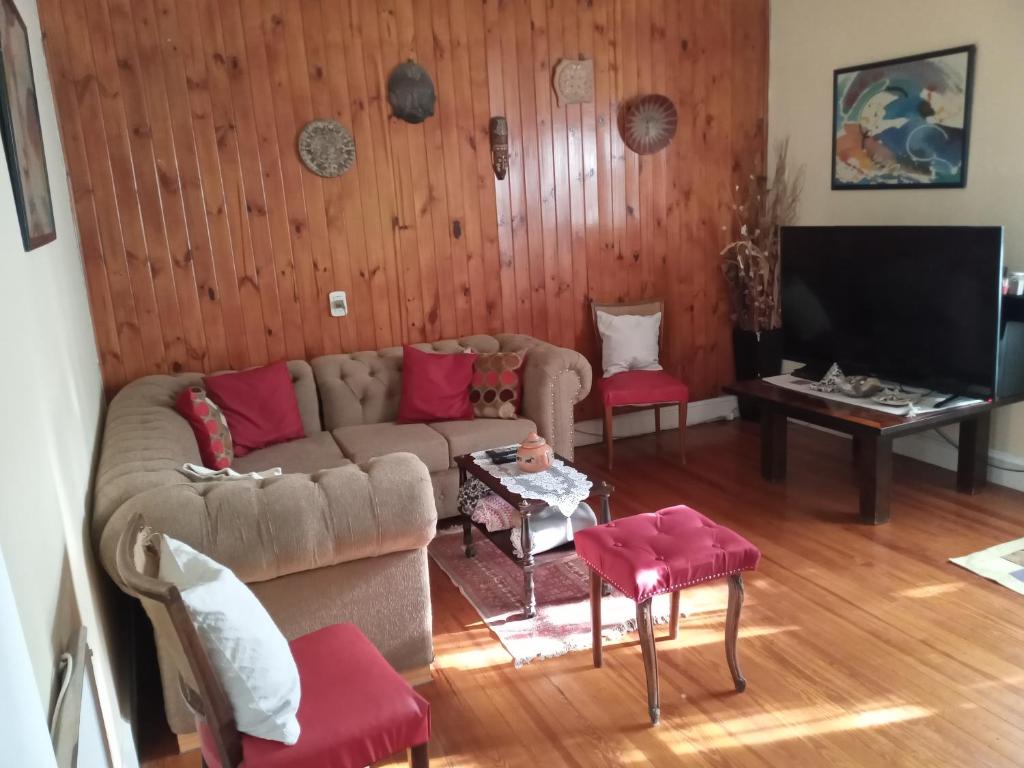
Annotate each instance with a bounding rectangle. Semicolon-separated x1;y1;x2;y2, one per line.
470;445;592;516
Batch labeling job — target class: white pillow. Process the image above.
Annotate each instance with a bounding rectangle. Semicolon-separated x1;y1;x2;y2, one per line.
596;310;663;377
158;536;301;745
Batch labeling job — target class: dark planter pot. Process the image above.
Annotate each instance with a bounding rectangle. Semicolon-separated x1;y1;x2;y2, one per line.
733;328;784;421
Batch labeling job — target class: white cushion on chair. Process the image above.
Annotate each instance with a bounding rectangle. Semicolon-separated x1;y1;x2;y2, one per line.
596;311;663;377
159;536;302;745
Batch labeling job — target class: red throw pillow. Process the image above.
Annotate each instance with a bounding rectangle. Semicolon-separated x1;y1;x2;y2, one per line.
397;346;478;423
175;386;235;470
203;361;305;457
470;351;525;419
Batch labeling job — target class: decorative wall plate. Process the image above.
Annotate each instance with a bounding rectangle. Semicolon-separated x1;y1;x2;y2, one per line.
553;58;593;106
624;94;678;154
388;60;436;124
297;119;356;177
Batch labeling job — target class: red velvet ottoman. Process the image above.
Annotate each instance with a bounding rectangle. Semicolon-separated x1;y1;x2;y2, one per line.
574;505;761;725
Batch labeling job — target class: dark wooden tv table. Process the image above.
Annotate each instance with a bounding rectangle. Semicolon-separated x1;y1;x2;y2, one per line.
725;378;1007;524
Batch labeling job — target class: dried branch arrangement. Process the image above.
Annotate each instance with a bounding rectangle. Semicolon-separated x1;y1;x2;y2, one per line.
721;139;804;333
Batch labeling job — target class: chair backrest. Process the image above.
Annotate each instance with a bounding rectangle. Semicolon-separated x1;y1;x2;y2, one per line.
115;514;243;768
589;298;666;355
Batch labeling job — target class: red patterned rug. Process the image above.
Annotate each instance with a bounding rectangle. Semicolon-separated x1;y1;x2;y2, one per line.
429;528;692;667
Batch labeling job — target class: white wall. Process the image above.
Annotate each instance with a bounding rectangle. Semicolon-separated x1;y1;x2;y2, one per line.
768;0;1024;460
0;2;137;766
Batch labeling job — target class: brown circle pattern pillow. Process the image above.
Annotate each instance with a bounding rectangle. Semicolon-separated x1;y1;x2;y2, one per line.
469;351;524;419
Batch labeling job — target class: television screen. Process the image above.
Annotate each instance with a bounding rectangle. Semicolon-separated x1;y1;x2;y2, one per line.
780;226;1004;398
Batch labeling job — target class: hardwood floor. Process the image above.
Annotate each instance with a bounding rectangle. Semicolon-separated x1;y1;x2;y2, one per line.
141;420;1024;767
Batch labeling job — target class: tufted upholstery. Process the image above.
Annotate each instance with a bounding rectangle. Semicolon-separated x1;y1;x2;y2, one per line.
574;506;761;603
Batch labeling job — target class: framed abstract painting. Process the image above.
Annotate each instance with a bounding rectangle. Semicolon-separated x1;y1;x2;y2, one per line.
0;0;54;249
832;45;975;190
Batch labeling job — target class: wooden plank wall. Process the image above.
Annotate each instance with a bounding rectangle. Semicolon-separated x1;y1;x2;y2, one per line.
38;0;768;404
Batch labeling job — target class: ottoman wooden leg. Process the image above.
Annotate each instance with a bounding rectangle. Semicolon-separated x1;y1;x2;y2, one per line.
636;598;660;725
669;590;681;639
725;574;747;692
410;742;429;767
590;570;603;668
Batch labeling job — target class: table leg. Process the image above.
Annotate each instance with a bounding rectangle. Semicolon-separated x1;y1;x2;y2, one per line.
957;412;991;494
725;575;746;693
590;570;603;668
521;507;537;618
760;406;787;482
851;434;862;465
858;434;892;525
636;599;660;725
459;465;475;558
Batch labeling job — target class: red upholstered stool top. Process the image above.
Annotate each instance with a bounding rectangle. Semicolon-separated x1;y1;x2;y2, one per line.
200;623;430;768
597;370;689;407
574;506;761;602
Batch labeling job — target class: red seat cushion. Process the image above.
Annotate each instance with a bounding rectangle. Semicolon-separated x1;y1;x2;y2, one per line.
199;624;430;768
597;370;689;407
203;362;305;457
398;345;478;423
574;506;761;603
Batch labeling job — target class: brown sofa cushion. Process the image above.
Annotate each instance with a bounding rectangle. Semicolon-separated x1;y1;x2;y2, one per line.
231;431;350;475
332;423;450;473
429;417;536;462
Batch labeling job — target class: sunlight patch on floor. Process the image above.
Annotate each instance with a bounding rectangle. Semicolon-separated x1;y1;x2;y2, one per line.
897;582;964;599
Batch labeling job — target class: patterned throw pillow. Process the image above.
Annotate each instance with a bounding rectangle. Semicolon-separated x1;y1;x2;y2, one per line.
175;386;234;469
470;351;524;419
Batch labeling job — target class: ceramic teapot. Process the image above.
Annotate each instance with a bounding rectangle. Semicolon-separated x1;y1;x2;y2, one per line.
516;432;554;473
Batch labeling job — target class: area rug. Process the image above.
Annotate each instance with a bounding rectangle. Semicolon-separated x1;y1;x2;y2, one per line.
951;537;1024;596
429;528;685;667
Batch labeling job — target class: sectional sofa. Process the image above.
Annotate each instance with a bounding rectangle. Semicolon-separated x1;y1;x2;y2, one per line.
94;333;591;734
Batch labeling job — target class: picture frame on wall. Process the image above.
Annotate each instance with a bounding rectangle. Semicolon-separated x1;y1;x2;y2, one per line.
0;0;55;250
832;45;975;190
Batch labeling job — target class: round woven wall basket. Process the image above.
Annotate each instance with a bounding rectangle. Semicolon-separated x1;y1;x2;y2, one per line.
298;119;356;177
624;94;678;155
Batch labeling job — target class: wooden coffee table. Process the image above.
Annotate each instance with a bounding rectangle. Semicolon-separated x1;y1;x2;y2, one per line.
455;451;612;619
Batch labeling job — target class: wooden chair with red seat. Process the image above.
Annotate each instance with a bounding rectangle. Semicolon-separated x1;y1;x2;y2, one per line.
590;298;688;470
115;514;430;768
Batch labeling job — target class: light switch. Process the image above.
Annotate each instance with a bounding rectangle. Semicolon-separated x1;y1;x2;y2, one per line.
329;290;348;317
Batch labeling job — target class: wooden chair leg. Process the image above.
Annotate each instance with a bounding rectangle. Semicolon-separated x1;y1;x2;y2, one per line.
654;405;661;433
668;590;681;639
636;599;660;725
678;401;688;465
410;742;429;767
590;570;603;667
725;574;747;692
603;404;614;470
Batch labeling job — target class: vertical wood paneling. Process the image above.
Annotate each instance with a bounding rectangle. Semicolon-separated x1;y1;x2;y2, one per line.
40;0;768;405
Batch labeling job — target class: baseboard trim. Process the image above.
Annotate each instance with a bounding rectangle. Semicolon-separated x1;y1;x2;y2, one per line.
893;429;1024;493
573;395;738;447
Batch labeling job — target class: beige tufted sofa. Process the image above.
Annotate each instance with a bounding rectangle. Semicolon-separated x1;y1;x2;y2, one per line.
94;334;591;735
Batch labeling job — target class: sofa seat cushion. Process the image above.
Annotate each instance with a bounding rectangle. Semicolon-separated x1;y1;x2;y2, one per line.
332;423;450;473
429;417;536;463
231;431;350;475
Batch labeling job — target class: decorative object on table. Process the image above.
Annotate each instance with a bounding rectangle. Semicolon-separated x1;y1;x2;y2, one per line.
456;449;611;618
951;537;1024;597
489;116;509;179
590;298;688;470
575;505;761;725
429;529;692;667
297;119;356;177
117;516;431;768
0;0;54;250
837;375;883;398
387;60;436;124
871;388;919;407
832;45;975;189
516;432;554;473
808;362;846;393
552;57;594;105
623;94;677;154
470;349;524;418
721;139;803;419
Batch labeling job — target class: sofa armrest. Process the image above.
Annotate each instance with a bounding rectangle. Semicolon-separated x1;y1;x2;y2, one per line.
99;453;437;587
496;334;593;459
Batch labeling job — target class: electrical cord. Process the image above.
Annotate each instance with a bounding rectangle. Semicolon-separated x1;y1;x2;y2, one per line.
933;427;1024;473
50;652;73;737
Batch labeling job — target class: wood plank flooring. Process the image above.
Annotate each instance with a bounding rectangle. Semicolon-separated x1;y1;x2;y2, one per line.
141;421;1024;767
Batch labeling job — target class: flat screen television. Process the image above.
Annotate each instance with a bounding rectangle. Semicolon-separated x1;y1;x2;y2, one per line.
780;225;1005;399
